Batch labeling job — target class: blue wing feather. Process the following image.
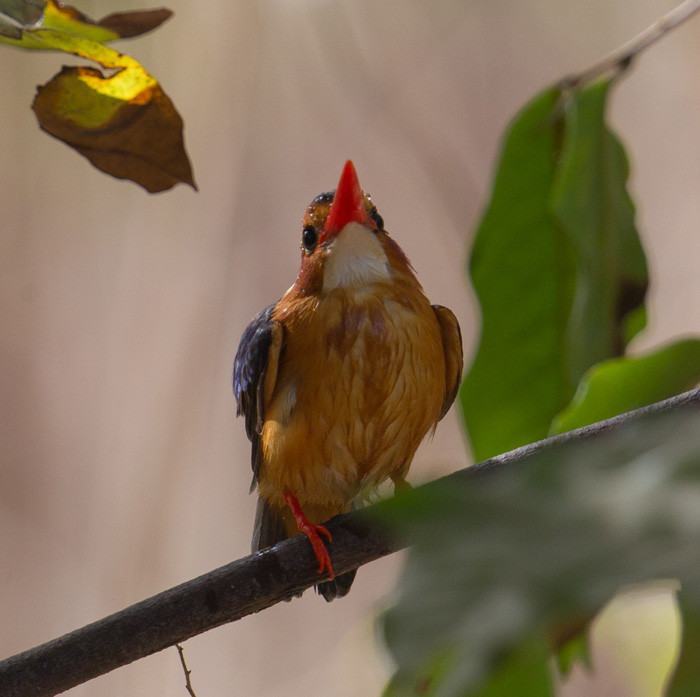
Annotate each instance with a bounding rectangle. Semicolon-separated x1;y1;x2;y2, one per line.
233;304;277;480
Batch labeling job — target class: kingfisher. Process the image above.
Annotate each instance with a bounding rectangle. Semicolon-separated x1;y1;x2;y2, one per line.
233;161;463;601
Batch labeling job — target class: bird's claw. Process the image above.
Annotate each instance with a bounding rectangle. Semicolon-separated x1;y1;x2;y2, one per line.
284;491;335;580
301;523;334;579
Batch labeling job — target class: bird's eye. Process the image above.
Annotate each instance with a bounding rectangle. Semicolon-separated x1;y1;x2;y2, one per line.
301;225;318;253
369;207;384;231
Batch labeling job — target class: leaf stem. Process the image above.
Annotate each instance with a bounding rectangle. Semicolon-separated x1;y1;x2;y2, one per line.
561;0;700;88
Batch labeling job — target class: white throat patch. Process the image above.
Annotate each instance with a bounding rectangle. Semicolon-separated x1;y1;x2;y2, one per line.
322;222;390;293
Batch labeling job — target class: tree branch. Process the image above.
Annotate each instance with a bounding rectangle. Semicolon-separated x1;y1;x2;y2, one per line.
176;644;198;697
1;388;699;697
560;0;700;88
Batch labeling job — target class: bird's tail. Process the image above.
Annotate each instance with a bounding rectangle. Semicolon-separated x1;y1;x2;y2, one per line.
315;570;356;601
252;497;356;602
316;498;360;601
252;496;287;552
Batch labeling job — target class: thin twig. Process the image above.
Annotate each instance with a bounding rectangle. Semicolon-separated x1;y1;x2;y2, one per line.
561;0;700;88
0;388;698;697
176;644;198;697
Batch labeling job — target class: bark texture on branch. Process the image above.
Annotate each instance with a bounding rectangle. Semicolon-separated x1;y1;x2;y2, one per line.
1;388;699;697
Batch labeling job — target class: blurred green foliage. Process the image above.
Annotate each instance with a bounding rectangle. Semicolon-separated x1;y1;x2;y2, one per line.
382;67;700;697
379;412;700;696
460;80;650;463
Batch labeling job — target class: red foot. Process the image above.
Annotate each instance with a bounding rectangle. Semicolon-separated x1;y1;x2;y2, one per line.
284;491;334;580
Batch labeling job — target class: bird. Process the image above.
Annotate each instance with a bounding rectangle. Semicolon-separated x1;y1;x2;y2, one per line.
233;160;463;601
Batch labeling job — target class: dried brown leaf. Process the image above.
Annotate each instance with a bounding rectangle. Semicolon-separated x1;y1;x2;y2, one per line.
97;8;172;38
33;65;196;193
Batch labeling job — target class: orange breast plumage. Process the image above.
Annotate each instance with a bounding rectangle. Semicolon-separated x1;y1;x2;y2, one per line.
258;284;447;518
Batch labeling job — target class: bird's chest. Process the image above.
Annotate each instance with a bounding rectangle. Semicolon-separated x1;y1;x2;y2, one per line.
261;292;444;503
277;299;402;426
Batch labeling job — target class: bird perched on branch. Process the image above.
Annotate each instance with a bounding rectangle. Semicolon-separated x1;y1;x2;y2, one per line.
233;161;462;601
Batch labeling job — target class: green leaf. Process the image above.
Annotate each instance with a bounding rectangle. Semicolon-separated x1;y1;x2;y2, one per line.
554;628;591;675
384;636;552;697
551;80;648;383
376;409;700;697
382;647;457;697
461;79;648;461
466;635;553;697
460;88;577;461
552;339;700;434
667;604;700;697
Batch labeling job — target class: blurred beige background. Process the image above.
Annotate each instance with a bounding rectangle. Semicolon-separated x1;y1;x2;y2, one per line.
1;0;699;695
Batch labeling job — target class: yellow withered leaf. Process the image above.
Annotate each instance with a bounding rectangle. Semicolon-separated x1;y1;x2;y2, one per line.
34;67;196;193
0;0;172;45
41;0;173;41
1;1;193;192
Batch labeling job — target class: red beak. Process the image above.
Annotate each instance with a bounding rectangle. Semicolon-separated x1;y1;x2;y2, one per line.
320;160;371;243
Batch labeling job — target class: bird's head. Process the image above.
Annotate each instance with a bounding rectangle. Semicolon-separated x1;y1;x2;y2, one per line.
293;160;413;296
